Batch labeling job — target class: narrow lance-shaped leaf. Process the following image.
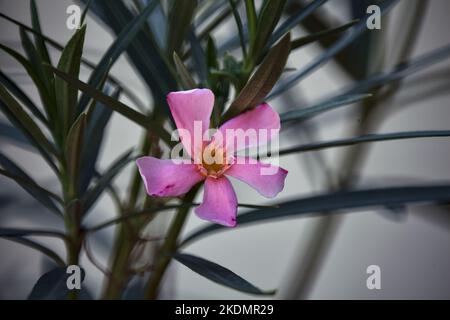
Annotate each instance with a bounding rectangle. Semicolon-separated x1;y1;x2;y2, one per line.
206;36;219;71
295;44;450;129
188;28;208;84
1;237;65;267
167;0;198;55
0;101;58;175
280;93;372;123
229;0;247;58
82;149;135;213
244;0;257;49
19;27;53;96
55;25;86;136
269;0;327;47
223;32;291;122
173;52;196;89
78;0;159;112
342;43;450;96
0;84;57;157
0;152;61;214
249;0;286;63
195;0;228;27
0;121;30;148
47;65;174;146
277;130;450;156
0;70;47;125
80;0;92;25
78;87;118;195
198;4;233;41
0;11;147;112
0;227;65;239
0;42;53;110
65;113;86;193
0;168;62;215
268;0;400;99
290;19;359;51
181;185;450;245
30;0;54;83
83;0;177;111
84;60;111;123
173;253;275;295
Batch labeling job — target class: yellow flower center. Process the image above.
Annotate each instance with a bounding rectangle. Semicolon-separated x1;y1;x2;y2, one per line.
198;144;232;178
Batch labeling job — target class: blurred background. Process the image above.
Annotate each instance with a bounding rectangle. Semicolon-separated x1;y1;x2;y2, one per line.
1;0;449;299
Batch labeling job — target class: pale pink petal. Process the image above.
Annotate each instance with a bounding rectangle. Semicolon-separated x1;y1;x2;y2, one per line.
225;157;288;198
136;156;204;197
195;176;238;227
214;103;280;153
167;89;214;159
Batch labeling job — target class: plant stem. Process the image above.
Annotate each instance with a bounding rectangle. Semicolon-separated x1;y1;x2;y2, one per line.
101;133;151;299
102;224;136;299
144;186;199;299
64;201;83;300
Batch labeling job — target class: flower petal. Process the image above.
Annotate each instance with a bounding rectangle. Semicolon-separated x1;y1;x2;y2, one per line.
215;103;280;153
225;157;288;198
136;156;204;197
195;176;238;227
167;89;214;159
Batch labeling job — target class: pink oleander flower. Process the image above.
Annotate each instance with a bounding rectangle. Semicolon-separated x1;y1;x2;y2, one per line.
136;89;288;227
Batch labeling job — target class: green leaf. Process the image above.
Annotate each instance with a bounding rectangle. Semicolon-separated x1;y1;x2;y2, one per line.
280;94;372;123
0;121;31;148
343;43;450;96
47;65;173;146
0;84;58;172
188;29;208;84
65;113;86;189
0;42;53;110
82;149;134;213
78;88;118;194
197;3;232;40
0;70;47;125
0;11;146;112
173;52;196;89
196;0;228;27
167;0;198;55
206;36;219;70
291;19;359;51
28;267;90;300
0;227;65;239
173;253;275;295
269;0;327;47
80;0;92;25
244;0;257;49
268;0;400;99
1;237;65;266
78;0;159;112
223;32;291;121
30;0;54;84
229;0;247;58
277;130;450;156
0;168;62;215
19;27;52;95
0;84;55;153
55;25;86;135
250;0;286;62
0;151;61;214
181;184;450;245
84;0;176;111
